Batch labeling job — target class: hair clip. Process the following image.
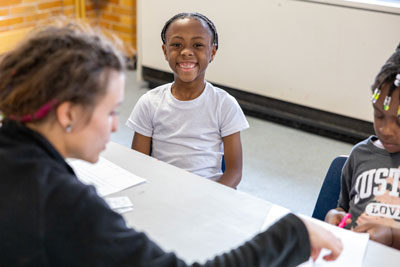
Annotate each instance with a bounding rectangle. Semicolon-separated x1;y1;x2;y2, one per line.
385;74;400;112
383;95;391;111
371;88;381;103
397;106;400;119
395;74;400;87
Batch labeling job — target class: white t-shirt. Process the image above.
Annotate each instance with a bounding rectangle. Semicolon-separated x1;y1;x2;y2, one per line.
126;82;249;180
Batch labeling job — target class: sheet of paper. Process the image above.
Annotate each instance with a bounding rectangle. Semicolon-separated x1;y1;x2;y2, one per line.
263;205;369;267
105;196;134;214
114;207;134;214
105;196;134;209
68;157;146;197
262;205;291;230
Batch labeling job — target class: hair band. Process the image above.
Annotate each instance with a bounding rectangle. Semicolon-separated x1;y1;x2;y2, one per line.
9;99;58;123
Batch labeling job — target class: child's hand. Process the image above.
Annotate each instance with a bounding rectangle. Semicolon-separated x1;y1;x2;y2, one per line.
325;209;351;226
354;223;393;246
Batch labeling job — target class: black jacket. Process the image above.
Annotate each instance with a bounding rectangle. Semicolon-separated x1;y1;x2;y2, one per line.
0;120;310;266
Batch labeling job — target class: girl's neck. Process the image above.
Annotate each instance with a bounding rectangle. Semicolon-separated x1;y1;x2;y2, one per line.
171;79;206;101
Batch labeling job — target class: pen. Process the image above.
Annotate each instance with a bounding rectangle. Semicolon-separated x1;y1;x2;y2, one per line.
338;213;351;228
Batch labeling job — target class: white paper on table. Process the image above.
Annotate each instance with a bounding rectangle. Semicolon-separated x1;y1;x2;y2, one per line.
105;197;134;214
262;205;291;230
114;207;134;214
262;205;369;267
105;196;134;209
68;156;146;197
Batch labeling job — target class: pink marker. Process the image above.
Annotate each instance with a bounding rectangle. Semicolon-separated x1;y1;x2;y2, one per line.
338;213;351;228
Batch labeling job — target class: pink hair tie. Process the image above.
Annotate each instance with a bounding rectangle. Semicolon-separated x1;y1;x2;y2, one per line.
9;99;58;123
32;99;58;121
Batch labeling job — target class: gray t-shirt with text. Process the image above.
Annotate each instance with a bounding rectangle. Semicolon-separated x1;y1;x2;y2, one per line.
338;136;400;229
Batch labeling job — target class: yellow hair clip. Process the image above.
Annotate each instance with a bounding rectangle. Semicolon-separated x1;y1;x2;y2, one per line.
371;88;381;103
383;96;391;111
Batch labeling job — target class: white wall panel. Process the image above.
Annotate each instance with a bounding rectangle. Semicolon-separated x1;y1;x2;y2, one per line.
138;0;400;122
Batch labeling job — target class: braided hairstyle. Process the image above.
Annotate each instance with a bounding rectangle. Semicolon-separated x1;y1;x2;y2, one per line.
161;12;218;50
0;23;125;123
371;44;400;111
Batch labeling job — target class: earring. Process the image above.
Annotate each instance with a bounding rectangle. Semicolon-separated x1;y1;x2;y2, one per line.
65;125;72;133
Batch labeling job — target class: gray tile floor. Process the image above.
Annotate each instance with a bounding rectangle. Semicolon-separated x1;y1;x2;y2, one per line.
112;71;354;216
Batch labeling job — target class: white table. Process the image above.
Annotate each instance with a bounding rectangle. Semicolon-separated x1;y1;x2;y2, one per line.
102;142;400;265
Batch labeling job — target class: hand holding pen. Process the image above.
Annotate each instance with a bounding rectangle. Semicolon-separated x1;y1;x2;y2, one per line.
325;208;352;227
338;213;351;228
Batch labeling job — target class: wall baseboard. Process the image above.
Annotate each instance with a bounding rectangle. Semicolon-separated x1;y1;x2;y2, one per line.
142;66;374;144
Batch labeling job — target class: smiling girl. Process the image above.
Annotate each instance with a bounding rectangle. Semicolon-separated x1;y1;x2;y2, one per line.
126;13;249;188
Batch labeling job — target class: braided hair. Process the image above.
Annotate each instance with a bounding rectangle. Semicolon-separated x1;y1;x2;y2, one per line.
161;12;218;50
371;44;400;112
0;23;125;123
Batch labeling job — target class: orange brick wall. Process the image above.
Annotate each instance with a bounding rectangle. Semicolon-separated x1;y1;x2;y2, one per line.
0;0;136;57
0;0;75;32
86;0;136;54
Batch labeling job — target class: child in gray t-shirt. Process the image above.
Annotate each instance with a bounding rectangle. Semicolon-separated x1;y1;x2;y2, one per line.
325;44;400;250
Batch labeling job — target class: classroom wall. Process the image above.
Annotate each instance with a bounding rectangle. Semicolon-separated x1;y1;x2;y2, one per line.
138;0;400;122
